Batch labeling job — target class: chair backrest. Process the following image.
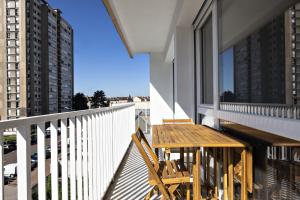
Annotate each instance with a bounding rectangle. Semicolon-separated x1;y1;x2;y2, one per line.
132;128;171;199
162;118;194;124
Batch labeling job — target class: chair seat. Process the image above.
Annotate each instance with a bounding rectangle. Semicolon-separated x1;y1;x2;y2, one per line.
149;160;191;185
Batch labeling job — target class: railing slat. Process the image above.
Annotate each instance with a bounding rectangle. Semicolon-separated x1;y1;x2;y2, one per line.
17;126;31;200
70;118;77;200
92;114;97;199
87;115;93;200
37;123;46;200
61;119;69;200
0;130;4;200
82;116;89;200
95;113;100;198
76;116;83;200
50;121;59;200
100;112;105;196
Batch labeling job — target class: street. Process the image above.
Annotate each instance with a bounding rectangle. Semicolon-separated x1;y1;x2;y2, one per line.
4;136;61;199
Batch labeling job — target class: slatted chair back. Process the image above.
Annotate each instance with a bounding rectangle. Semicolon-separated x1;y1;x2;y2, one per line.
162;118;194;125
132;128;171;200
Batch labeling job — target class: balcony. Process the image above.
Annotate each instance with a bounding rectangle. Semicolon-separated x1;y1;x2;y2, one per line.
220;102;300;120
0;104;136;200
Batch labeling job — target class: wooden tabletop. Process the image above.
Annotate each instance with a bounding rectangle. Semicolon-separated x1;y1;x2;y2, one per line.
152;124;247;148
222;123;300;147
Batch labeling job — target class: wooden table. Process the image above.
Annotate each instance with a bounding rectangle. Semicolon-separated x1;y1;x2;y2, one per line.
152;124;248;200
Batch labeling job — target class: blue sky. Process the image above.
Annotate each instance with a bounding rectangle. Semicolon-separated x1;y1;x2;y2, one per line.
49;0;149;97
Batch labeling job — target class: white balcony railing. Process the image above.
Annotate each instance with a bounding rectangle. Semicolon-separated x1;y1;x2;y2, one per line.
220;102;300;120
0;103;135;200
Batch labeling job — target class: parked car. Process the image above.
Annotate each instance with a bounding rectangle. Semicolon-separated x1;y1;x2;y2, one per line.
31;153;38;162
46;149;51;158
45;127;51;138
4;163;17;178
4;142;16;152
4;176;10;185
31;160;37;170
31;153;38;169
45;127;61;137
31;135;37;145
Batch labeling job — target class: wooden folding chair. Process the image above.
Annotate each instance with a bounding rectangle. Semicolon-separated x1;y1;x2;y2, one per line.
132;128;192;200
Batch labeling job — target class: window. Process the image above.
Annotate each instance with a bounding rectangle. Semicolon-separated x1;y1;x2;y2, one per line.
219;0;298;105
200;15;214;104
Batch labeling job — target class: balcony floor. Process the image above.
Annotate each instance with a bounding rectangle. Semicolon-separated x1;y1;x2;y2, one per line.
104;133;161;200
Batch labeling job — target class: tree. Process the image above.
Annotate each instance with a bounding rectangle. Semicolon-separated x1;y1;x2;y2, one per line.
91;90;108;108
128;94;133;102
73;93;88;110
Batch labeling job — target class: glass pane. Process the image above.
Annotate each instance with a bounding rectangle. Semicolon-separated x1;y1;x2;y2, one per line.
219;1;300;105
201;15;213;104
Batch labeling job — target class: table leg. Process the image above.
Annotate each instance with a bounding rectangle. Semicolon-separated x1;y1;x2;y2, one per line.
223;148;228;200
213;148;218;199
228;148;234;200
180;148;184;167
241;148;247;200
155;148;159;159
193;148;201;200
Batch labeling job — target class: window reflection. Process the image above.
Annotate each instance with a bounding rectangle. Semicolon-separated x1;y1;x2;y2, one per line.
220;48;234;102
219;2;300;105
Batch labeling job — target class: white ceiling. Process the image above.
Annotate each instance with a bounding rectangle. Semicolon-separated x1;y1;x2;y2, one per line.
108;0;204;57
110;0;179;54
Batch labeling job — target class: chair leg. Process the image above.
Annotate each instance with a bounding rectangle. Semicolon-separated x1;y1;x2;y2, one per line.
145;187;156;200
145;190;152;200
186;183;190;200
168;184;180;200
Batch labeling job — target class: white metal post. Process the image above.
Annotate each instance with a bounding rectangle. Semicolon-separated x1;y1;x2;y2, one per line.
100;112;105;196
70;117;77;200
87;115;93;200
82;116;89;200
61;119;68;200
17;125;31;200
76;116;83;200
50;121;58;200
37;123;46;200
0;130;3;200
91;114;97;200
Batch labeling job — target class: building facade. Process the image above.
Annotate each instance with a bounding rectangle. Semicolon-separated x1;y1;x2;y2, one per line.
105;0;300;199
0;0;73;119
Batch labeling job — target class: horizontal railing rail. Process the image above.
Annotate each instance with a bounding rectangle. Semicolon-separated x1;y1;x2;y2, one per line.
0;103;135;200
220;102;300;120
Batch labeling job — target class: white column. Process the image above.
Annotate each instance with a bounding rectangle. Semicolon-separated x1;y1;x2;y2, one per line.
37;123;46;200
69;117;77;200
61;119;69;200
50;121;59;200
212;0;220;129
17;126;31;200
76;116;83;200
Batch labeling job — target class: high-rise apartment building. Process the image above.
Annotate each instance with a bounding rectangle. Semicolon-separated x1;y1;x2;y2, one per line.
0;0;73;120
290;3;300;105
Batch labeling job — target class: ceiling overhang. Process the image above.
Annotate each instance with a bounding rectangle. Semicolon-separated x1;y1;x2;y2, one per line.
103;0;204;59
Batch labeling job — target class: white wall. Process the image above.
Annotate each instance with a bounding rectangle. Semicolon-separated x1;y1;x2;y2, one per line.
174;27;195;120
150;53;174;125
